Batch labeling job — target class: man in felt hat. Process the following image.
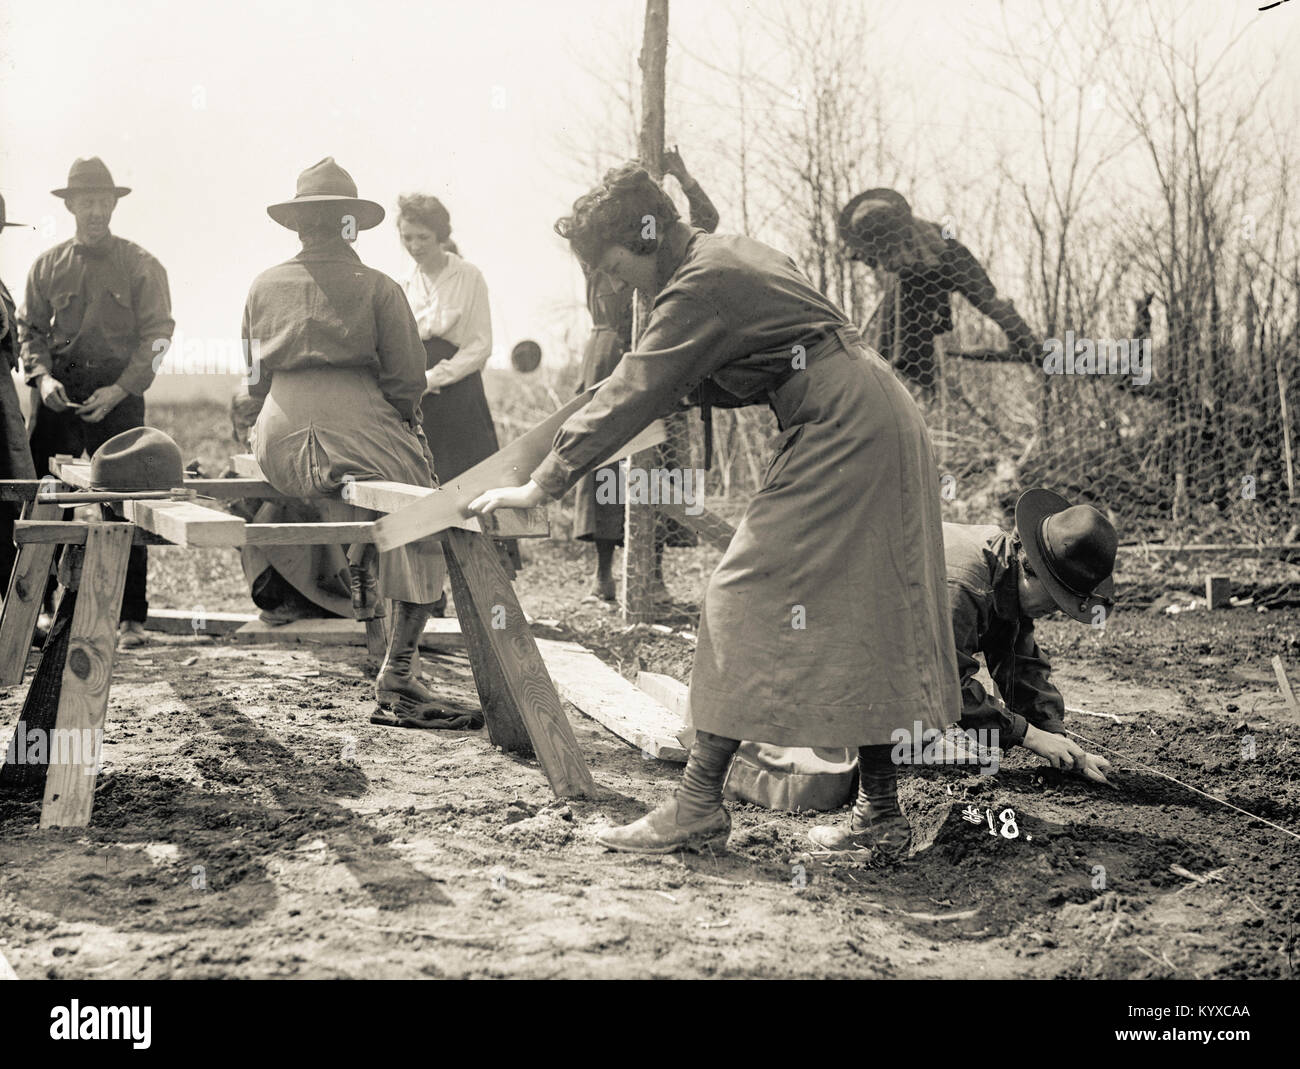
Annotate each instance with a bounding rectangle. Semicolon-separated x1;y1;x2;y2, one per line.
1;194;38;593
810;488;1117;852
19;157;174;647
837;188;1038;394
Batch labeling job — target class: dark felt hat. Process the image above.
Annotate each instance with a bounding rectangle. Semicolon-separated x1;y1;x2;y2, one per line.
0;194;32;229
1015;488;1117;623
267;157;385;232
52;157;131;199
837;187;913;253
90;427;185;491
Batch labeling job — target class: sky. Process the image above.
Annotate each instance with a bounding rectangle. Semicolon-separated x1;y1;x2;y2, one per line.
2;0;1296;397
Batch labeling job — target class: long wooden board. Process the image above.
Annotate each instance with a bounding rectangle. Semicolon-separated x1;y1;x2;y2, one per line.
637;670;695;751
144;609;254;635
373;386;666;551
341;480;549;539
443;527;596;796
40;523;134;828
119;499;246;547
231;615;466;651
14;521;164;546
537;639;688;762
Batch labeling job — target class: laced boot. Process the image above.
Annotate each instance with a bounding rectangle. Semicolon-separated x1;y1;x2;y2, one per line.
809;743;912;861
597;732;738;853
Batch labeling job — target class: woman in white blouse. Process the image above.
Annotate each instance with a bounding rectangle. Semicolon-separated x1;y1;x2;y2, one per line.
398;195;521;599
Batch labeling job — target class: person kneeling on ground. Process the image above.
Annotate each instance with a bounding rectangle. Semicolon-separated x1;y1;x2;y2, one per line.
811;489;1116;856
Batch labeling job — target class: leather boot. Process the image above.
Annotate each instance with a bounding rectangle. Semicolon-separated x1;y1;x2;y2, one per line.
808;811;912;860
596;731;738;854
809;742;912;861
596;795;731;854
348;561;385;621
375;601;443;718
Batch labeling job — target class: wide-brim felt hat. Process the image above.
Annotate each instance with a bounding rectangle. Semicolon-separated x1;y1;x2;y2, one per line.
90;427;186;491
838;187;913;248
1015;488;1117;623
0;193;31;229
52;157;131;199
267;156;385;231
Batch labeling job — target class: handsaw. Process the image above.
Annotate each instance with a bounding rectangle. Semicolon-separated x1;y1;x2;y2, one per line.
373;383;667;552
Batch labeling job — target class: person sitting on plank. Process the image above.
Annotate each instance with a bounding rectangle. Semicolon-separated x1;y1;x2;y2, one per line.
242;157;460;729
469;162;961;859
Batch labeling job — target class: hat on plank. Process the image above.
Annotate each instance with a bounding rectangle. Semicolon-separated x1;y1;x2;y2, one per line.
90;427;186;491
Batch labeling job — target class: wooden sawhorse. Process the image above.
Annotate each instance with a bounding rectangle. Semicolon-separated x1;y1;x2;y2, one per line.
0;458;596;827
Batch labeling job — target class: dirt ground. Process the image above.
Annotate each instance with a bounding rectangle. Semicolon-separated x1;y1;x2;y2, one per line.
1;531;1297;980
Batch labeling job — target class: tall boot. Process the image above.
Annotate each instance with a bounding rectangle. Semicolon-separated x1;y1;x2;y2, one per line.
809;743;912;861
348;544;385;621
375;600;445;720
596;731;738;854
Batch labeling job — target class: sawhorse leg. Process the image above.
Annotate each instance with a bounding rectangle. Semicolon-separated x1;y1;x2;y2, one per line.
442;527;595;799
0;496;62;685
39;523;133;828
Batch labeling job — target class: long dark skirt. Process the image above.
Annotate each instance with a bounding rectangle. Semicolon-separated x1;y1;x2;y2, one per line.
419;336;521;572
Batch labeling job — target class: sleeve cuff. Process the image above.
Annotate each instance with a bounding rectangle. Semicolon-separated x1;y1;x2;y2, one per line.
531;451;578;499
1003;713;1029;748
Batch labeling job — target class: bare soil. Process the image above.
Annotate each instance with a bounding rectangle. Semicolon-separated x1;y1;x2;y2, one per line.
1;532;1297;980
1;400;1295;979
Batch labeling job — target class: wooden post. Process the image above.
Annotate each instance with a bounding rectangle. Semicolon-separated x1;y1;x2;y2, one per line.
1277;358;1295;502
442;527;596;798
1205;575;1231;610
39;523;133;828
623;0;670;624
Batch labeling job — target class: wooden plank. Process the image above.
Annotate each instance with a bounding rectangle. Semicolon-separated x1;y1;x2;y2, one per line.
341;480;549;539
231;615;465;651
232;453;262;478
14;521;164;546
372;386;665;551
1205;575;1231;609
145;609;255;635
120;499;246;547
443;527;596;797
1272;655;1298;714
537;638;688;762
243;522;377;546
0;496;62;685
637;670;694;751
182;477;292;500
657;501;737;551
40;523;133;828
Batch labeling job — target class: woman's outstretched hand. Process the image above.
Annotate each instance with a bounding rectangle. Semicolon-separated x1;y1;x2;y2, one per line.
467;480;547;515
